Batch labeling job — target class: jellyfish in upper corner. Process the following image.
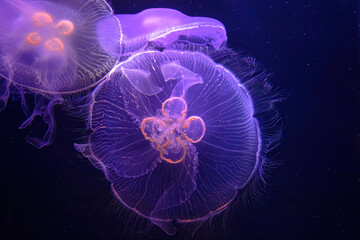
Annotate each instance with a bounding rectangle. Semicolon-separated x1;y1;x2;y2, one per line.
75;50;281;235
0;0;121;148
97;8;227;57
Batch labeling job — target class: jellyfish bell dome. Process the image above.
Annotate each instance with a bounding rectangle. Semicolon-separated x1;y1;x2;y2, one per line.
0;0;121;148
97;8;227;57
75;50;264;235
0;0;120;94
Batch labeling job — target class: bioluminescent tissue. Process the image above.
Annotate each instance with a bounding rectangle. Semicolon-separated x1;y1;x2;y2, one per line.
75;48;280;234
97;8;227;57
0;1;281;235
0;0;120;148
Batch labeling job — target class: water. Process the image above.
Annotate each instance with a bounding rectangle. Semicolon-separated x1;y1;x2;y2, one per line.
0;0;359;239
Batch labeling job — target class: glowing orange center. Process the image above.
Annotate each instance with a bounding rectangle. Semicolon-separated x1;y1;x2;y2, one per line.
140;97;206;164
32;12;53;27
45;38;65;52
26;32;41;45
27;12;76;52
56;20;75;35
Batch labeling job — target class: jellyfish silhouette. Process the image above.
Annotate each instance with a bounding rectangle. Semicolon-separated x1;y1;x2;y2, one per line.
0;0;120;148
75;49;280;235
97;8;227;58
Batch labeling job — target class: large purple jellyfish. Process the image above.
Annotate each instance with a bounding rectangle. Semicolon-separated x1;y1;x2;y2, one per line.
97;8;227;57
0;0;120;148
75;49;279;235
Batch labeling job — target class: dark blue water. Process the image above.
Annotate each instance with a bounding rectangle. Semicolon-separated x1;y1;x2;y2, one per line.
0;0;359;239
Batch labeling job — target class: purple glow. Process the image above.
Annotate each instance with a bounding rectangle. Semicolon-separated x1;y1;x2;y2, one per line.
0;0;119;147
76;50;261;234
0;1;279;235
97;8;227;56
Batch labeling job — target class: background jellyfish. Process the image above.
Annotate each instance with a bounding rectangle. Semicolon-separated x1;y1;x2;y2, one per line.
0;0;120;148
97;8;227;58
75;50;280;235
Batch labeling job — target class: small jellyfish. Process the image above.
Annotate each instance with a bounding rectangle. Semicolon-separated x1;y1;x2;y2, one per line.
97;8;227;57
75;50;280;235
0;0;120;148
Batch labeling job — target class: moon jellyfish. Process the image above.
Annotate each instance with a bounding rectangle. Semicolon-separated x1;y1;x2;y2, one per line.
0;0;120;148
97;8;227;57
75;50;280;235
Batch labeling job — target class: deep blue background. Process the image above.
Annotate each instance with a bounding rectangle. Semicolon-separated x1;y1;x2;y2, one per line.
0;0;359;239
